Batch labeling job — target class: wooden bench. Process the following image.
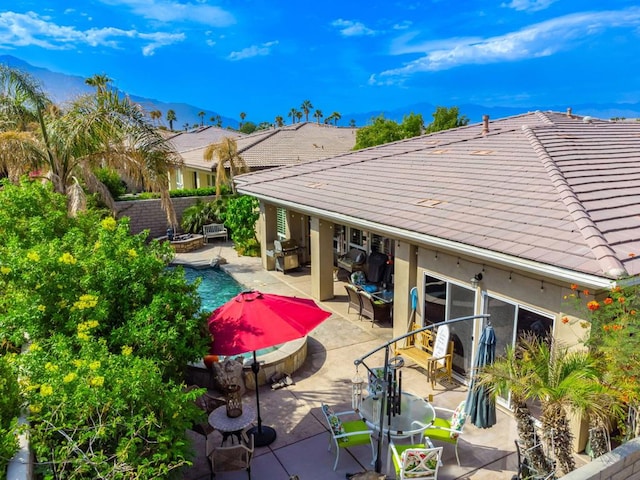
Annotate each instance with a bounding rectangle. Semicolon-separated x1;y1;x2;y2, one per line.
394;321;454;387
202;223;228;243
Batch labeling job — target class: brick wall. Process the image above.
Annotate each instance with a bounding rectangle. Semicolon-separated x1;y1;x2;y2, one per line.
562;437;640;480
115;195;216;239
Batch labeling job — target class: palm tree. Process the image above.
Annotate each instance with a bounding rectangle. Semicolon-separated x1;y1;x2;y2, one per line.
198;111;205;126
84;73;112;94
149;109;162;126
288;108;299;124
349;119;356;127
479;335;612;476
295;111;303;123
300;100;313;122
274;116;284;127
239;112;246;128
166;109;177;131
313;109;323;124
203;137;249;197
0;65;181;227
215;115;222;127
330;111;341;126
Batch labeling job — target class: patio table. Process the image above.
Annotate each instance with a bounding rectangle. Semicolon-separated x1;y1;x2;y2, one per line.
358;391;435;442
208;403;256;445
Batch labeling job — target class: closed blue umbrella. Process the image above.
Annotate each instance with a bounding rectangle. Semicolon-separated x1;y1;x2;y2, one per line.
465;323;497;428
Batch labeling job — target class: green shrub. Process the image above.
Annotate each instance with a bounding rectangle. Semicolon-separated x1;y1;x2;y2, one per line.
94;168;126;199
225;195;260;256
0;355;20;477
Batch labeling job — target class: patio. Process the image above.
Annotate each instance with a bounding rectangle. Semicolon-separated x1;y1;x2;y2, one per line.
175;244;532;479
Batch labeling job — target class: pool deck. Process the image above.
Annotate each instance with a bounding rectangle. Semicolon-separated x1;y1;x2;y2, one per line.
174;242;537;480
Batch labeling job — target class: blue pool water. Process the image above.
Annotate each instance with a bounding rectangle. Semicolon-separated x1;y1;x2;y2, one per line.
179;266;243;312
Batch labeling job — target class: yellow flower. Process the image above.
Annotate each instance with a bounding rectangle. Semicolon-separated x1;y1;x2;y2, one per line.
29;404;42;414
77;332;90;341
87;320;99;328
72;359;85;368
90;376;104;387
30;342;40;352
121;345;133;356
37;304;46;312
89;360;101;371
128;249;138;258
93;241;102;250
72;294;98;310
27;251;40;262
44;362;58;372
40;384;53;396
63;372;77;383
59;252;77;265
101;217;117;231
0;266;11;274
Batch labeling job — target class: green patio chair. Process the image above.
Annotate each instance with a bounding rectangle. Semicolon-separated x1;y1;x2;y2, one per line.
422;400;466;466
320;403;376;470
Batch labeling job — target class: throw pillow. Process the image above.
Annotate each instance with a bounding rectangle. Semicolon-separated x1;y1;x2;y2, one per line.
322;404;346;439
401;450;437;477
354;251;365;263
449;401;466;439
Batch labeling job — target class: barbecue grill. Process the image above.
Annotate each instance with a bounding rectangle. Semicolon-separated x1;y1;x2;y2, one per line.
273;239;300;273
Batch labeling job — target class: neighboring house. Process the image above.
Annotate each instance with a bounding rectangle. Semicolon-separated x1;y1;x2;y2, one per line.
234;110;640;448
171;122;358;190
167;126;245;189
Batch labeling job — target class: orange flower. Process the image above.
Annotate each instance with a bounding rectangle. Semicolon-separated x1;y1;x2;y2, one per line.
629;253;636;258
631;310;637;316
612;286;622;293
604;297;613;305
570;284;578;291
587;300;600;311
583;289;590;296
618;297;626;304
603;325;610;331
561;316;569;324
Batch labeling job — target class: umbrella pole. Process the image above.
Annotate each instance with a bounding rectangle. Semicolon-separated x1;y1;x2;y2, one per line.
246;351;277;447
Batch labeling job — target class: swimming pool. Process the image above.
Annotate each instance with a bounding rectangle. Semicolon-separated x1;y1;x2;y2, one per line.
180;266;243;312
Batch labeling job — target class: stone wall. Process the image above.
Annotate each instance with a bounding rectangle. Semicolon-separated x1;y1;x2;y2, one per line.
115;195;216;239
562;437;640;480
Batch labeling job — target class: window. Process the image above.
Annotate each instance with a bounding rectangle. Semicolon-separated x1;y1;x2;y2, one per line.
349;228;363;249
193;171;199;188
176;170;183;189
334;224;346;255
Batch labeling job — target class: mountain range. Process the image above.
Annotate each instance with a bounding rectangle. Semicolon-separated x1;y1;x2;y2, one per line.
2;54;639;128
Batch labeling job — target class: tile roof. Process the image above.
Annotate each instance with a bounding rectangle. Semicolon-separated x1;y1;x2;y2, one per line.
179;122;357;171
168;126;244;153
235;111;640;282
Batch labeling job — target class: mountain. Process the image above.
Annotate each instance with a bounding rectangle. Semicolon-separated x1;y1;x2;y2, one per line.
0;55;238;130
2;55;639;129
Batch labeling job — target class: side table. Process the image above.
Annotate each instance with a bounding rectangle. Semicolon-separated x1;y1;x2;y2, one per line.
208;404;257;445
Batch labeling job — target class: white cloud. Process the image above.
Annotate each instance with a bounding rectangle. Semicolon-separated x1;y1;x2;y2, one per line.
0;11;184;54
502;0;557;12
98;0;235;26
228;41;278;61
371;7;640;85
331;19;376;37
393;21;412;30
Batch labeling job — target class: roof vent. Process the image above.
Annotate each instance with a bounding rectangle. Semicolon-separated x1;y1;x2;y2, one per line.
567;107;573;118
583;116;593;124
482;115;490;135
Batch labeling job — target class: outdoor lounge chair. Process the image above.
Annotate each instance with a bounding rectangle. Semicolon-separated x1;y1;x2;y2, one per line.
321;403;376;470
337;248;366;273
422;401;467;466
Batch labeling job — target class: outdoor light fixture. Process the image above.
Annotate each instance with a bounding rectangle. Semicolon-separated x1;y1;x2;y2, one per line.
471;273;483;288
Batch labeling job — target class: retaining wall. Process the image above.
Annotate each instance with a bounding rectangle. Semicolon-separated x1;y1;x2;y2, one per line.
562;437;640;480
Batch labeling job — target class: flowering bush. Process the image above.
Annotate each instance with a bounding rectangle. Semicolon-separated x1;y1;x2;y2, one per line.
0;180;212;477
566;281;640;437
0;354;20;477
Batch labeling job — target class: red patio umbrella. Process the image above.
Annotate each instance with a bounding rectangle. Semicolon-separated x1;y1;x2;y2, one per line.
208;290;331;446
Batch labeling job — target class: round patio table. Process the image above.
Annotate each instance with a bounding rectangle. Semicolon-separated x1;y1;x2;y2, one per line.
208;403;256;445
358;391;435;441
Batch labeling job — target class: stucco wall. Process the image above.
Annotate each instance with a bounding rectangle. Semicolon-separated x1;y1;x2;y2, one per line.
115;195;216;239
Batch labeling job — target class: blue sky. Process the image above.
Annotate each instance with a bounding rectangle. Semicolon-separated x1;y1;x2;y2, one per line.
1;1;640;124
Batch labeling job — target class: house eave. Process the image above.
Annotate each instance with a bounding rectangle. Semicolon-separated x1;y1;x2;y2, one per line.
242;190;615;291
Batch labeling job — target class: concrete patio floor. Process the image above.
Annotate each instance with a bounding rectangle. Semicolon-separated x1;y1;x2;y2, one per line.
174;242;523;480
